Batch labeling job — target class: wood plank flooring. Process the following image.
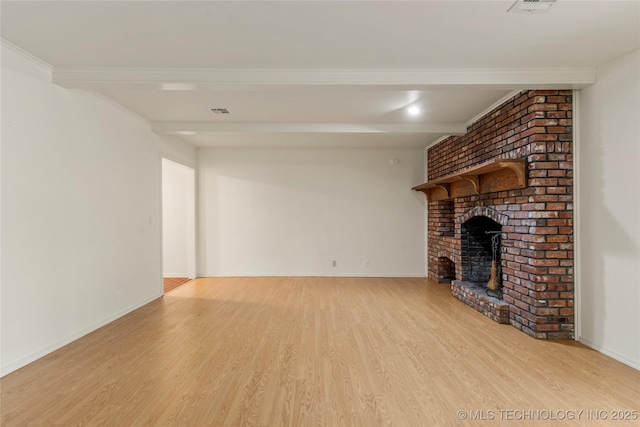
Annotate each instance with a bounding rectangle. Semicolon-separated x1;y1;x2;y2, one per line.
2;277;639;426
163;277;192;294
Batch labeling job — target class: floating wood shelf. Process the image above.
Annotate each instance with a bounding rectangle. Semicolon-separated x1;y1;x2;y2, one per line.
412;158;526;201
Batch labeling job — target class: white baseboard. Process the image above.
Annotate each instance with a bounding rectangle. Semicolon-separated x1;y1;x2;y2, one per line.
0;294;161;377
196;273;428;278
579;336;640;371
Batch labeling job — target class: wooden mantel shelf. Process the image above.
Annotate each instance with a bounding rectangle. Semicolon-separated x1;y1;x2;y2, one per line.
412;158;526;201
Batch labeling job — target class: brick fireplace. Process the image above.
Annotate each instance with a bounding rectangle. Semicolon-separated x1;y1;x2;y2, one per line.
418;90;574;339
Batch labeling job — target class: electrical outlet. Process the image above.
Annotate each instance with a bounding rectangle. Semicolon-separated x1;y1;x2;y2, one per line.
363;260;369;268
113;290;121;302
332;260;337;267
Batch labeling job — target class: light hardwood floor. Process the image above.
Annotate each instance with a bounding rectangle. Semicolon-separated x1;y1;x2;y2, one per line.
2;277;639;426
163;277;192;294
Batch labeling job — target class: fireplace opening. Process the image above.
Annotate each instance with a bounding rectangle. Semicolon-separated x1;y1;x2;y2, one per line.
461;216;502;297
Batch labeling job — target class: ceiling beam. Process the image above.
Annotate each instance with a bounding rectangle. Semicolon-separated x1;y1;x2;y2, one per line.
53;68;596;90
151;122;468;135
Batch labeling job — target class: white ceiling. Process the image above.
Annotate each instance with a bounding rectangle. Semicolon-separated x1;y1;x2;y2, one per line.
2;1;639;149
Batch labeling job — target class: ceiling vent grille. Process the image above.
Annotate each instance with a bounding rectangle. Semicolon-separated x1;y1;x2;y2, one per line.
210;108;230;115
508;0;556;13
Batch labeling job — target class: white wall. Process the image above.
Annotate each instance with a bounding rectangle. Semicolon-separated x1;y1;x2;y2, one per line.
198;147;426;277
578;48;640;369
162;158;195;278
1;44;165;375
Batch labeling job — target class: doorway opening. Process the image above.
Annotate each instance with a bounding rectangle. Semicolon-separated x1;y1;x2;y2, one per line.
161;158;196;294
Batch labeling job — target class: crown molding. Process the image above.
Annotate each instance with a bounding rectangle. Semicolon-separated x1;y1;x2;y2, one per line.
52;67;597;90
423;90;525;150
151;122;468;135
85;90;151;126
1;38;53;71
465;89;524;127
425;135;453;150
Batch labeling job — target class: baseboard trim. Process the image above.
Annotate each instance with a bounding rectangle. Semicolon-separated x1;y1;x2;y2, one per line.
578;336;640;371
196;273;428;278
1;294;161;377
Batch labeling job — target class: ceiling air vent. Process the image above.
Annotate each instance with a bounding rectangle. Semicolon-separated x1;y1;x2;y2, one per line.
210;108;230;115
508;0;556;13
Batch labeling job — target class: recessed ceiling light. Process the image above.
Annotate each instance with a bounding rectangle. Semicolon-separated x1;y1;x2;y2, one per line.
210;108;230;115
408;106;421;116
508;0;556;14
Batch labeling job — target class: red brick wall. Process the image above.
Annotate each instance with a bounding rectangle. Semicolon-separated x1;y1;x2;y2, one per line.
427;90;574;339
